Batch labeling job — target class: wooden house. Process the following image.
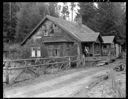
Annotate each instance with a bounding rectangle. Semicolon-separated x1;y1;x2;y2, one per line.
102;36;122;57
21;15;103;58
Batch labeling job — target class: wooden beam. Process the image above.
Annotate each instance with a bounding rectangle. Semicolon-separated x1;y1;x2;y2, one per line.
92;42;95;56
76;42;82;67
100;43;102;56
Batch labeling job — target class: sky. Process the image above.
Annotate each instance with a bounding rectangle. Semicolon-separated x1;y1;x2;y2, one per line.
57;2;98;22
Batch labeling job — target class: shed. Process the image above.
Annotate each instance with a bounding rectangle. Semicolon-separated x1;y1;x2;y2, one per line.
102;36;121;57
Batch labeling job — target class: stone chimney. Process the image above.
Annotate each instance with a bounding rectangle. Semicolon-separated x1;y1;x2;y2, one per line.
75;14;82;26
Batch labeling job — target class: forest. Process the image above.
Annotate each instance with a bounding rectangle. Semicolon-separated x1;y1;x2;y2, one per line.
3;2;126;46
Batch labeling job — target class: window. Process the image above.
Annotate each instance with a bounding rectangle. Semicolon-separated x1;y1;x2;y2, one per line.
37;47;41;57
31;48;36;57
53;48;60;56
47;47;60;57
31;47;41;57
44;30;48;36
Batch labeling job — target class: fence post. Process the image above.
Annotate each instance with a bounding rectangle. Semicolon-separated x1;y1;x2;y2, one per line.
82;54;85;67
68;56;71;69
77;55;80;68
5;61;10;84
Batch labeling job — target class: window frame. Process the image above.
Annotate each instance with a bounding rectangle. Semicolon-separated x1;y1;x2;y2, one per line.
44;30;48;36
47;47;60;57
31;47;41;58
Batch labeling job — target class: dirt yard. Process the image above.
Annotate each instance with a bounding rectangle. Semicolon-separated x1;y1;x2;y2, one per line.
3;59;126;98
72;71;126;97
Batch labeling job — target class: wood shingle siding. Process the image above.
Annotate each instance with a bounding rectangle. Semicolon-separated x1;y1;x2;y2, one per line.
21;15;103;58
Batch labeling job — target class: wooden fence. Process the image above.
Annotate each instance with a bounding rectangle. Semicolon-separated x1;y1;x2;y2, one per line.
3;55;82;85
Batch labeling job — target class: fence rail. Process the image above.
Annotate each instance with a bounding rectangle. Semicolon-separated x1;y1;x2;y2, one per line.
3;55;82;85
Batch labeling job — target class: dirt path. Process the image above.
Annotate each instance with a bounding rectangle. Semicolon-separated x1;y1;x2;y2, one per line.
4;65;111;98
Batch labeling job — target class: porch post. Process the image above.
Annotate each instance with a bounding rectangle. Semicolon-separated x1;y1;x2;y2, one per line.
77;42;82;67
92;42;95;56
101;43;103;56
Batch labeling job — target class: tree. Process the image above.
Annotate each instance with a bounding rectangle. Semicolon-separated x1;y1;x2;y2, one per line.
15;2;59;42
37;3;49;17
61;2;69;20
78;2;126;45
16;3;42;42
48;2;59;17
37;2;59;17
78;2;98;24
3;2;59;43
3;2;19;43
70;2;76;21
3;2;10;42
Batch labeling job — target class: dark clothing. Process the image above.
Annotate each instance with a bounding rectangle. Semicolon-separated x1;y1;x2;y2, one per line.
83;52;87;57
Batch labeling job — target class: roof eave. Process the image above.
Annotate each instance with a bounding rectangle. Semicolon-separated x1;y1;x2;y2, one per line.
21;15;81;46
47;16;81;42
21;16;48;46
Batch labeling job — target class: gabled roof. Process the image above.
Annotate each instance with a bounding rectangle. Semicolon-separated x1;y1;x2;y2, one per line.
102;36;115;43
21;15;102;45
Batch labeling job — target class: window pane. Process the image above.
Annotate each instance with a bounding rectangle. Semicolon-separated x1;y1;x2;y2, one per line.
44;31;48;36
31;48;35;57
37;50;41;57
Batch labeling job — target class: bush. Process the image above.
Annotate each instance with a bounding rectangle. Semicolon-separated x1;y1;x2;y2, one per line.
4;44;30;59
20;45;31;59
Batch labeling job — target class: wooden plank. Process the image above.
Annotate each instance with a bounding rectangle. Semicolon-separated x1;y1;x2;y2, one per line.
9;59;79;70
4;61;69;70
26;68;39;77
13;69;26;83
13;60;27;82
3;55;78;62
4;56;78;70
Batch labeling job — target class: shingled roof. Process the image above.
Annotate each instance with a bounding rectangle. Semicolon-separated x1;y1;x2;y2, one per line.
21;15;102;45
102;36;115;43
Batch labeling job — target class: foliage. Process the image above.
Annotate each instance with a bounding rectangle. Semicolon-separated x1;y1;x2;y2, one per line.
4;45;50;60
3;44;30;59
48;2;59;17
61;3;69;20
3;2;59;43
3;2;19;43
3;2;126;47
78;2;126;45
70;2;76;21
15;3;42;42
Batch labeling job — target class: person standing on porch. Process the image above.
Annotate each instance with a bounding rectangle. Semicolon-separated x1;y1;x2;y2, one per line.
84;46;89;57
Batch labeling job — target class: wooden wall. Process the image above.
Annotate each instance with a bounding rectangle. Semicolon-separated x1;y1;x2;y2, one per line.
24;19;78;58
